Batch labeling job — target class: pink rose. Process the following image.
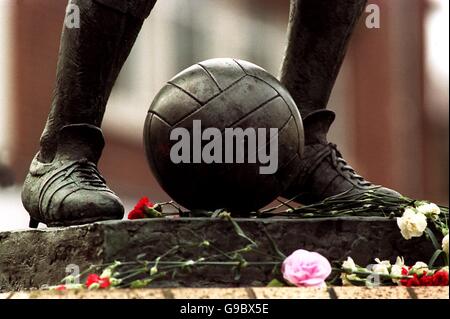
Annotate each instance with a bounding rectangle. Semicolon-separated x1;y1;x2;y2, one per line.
282;249;332;288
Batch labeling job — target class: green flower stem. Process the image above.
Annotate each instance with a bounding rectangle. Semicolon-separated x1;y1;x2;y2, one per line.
158;200;184;215
191;241;280;265
332;268;413;280
116;270;146;282
150;261;280;267
120;272;169;289
262;227;286;260
116;260;282;288
258;193;449;221
275;198;296;210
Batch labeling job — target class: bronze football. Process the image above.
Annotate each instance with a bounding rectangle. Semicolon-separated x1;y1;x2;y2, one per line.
144;58;304;213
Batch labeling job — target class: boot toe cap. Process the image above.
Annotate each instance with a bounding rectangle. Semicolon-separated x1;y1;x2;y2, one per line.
370;186;403;199
54;190;124;226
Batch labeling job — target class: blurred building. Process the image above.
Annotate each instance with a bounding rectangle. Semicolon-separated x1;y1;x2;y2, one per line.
0;0;448;230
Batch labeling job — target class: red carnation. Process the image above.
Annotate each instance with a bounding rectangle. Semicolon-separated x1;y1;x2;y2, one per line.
56;285;66;291
401;274;421;287
86;274;100;287
99;277;111;289
400;270;449;287
418;273;434;286
135;197;154;211
401;267;409;276
85;274;111;289
432;271;449;286
128;197;160;220
128;209;146;220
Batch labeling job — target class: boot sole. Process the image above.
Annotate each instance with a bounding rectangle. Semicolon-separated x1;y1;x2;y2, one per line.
30;215;123;228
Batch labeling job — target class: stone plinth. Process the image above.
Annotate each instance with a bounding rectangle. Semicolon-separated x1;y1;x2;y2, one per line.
0;217;437;291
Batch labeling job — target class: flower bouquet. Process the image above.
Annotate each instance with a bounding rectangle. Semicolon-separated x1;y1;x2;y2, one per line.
48;192;448;291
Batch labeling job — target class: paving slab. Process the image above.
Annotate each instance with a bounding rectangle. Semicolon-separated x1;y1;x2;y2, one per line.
0;287;447;299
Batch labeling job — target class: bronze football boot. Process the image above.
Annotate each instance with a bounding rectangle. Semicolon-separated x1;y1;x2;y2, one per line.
22;0;157;227
282;110;401;204
22;124;124;227
280;0;402;204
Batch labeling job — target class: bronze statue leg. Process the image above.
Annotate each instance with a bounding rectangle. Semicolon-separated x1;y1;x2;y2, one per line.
280;0;402;203
22;0;157;227
40;0;157;162
280;0;367;118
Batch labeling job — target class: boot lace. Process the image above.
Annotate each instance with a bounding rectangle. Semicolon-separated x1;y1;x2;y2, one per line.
328;143;372;186
62;160;108;189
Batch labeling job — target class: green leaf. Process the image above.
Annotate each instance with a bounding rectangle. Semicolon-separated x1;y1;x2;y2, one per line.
226;216;257;247
130;279;152;289
428;249;444;268
262;227;286;260
212;209;225;218
144;207;163;218
425;228;441;251
153;203;163;213
267;279;286;287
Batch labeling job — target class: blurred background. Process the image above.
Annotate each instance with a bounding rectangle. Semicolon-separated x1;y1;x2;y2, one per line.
0;0;448;231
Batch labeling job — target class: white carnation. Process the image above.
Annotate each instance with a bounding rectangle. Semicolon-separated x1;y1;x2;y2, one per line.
416;202;440;219
442;234;449;256
410;261;429;275
375;258;391;267
390;265;404;285
412;261;428;269
394;256;405;267
390;256;405;284
372;264;390;276
390;265;403;277
342;257;357;272
397;208;428;240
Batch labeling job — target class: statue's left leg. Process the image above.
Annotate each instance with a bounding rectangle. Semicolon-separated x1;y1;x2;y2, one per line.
280;0;402;204
21;0;157;227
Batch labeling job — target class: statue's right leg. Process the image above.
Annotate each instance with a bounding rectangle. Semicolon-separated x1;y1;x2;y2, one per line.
22;0;157;228
279;0;401;204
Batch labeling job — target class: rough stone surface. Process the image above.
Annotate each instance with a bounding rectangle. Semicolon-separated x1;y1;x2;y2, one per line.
411;287;450;299
0;217;438;291
332;287;412;299
170;288;250;299
252;287;330;299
